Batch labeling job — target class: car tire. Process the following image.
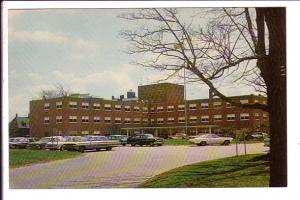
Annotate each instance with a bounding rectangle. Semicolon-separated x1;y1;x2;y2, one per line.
106;147;112;151
131;143;136;147
122;144;126;146
223;140;230;146
198;141;207;146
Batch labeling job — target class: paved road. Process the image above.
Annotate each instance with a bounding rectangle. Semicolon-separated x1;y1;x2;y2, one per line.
10;143;268;189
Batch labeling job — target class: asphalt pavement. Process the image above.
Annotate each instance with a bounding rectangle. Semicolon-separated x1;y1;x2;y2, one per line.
10;143;268;189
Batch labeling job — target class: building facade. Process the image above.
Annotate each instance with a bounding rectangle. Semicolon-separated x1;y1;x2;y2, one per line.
9;114;30;137
29;83;269;138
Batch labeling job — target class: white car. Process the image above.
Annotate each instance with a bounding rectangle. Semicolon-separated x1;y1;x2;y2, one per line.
189;134;233;146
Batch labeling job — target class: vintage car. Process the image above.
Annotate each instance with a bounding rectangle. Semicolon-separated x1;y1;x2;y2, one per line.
127;134;164;146
27;136;60;149
62;135;120;152
189;134;233;146
107;135;128;146
9;137;37;149
45;136;79;150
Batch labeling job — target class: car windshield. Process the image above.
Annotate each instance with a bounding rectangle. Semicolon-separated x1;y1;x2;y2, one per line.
201;134;219;138
40;137;51;143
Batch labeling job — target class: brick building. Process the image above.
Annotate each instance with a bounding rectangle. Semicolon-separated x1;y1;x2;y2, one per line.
29;83;269;138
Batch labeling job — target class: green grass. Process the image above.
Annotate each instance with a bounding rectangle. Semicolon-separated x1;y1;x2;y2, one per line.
140;154;269;188
9;149;82;168
164;139;190;145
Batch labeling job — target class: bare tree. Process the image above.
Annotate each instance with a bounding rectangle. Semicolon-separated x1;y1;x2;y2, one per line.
39;83;70;99
120;7;286;186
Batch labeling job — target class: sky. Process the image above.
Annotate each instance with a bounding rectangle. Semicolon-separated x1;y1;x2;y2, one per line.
8;8;258;120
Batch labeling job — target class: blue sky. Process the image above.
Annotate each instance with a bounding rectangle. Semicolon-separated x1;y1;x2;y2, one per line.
8;8;257;120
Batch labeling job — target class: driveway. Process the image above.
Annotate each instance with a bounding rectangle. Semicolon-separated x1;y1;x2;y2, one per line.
10;143;268;189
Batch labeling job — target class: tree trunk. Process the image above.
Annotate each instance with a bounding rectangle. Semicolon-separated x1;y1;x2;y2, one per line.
264;7;287;187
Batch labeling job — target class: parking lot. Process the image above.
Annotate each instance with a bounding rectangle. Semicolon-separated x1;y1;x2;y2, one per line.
10;143;268;189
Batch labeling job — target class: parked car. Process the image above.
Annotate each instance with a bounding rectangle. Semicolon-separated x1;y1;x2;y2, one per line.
169;133;188;139
9;137;37;149
107;135;128;146
246;132;268;141
27;137;57;149
127;134;163;146
45;136;80;151
189;134;233;146
264;137;270;147
27;137;46;149
62;135;120;152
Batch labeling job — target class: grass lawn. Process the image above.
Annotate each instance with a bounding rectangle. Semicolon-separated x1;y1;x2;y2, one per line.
164;139;190;145
9;149;82;168
140;154;269;188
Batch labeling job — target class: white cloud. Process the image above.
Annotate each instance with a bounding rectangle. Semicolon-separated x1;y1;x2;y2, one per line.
11;30;68;44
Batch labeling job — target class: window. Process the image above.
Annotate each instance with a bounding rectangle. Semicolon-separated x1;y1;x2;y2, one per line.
134;106;140;112
214;115;222;122
157;106;164;112
262;100;267;105
82;102;89;109
94;116;100;123
142;118;148;124
240;113;250;121
81;131;89;135
93;103;100;110
189;116;197;123
44;117;50;124
167;105;174;112
254;99;259;103
178;117;185;123
94;130;100;135
240;99;249;104
201;103;209;109
178;105;185;111
44;103;50;110
104;117;111;123
201;116;209;122
82;116;89;123
227;114;236;121
151;118;155;124
167;117;175;124
125;105;131;112
69;116;77;123
150;107;155;113
104;104;111;111
143;107;148;113
124;118;131;124
157;118;164;124
263;113;268;121
69;101;77;109
115;117;121;124
56;102;62;109
115;105;121;111
255;113;260;120
226;102;233;108
56;116;63;123
189;104;197;110
213;102;222;109
134;118;141;124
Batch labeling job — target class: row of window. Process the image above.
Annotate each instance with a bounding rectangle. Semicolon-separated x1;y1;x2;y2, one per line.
44;113;268;124
44;99;266;112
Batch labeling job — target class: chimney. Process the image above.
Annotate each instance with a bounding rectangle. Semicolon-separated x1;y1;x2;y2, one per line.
112;96;115;100
15;113;18;118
